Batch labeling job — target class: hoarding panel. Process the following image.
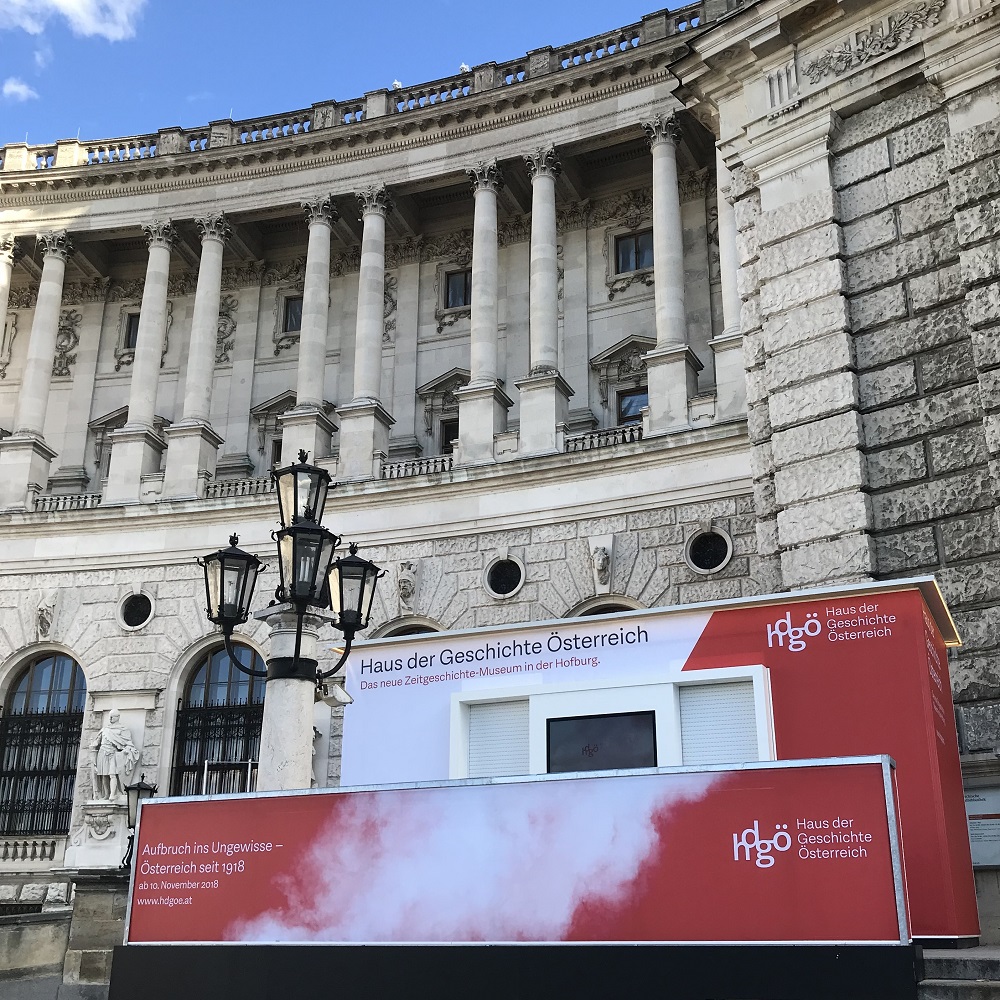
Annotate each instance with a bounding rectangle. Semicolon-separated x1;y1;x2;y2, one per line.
126;758;904;946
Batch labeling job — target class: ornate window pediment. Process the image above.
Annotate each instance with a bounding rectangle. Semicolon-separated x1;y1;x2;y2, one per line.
89;406;171;480
417;368;470;453
590;336;655;413
250;391;336;470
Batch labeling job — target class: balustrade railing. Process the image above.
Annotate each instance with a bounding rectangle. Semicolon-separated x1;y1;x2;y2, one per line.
564;425;643;452
0;839;59;863
33;493;102;513
0;2;714;174
204;476;276;499
381;455;454;479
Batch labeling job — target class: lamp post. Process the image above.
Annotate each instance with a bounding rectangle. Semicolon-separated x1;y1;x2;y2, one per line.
199;451;383;791
121;774;157;869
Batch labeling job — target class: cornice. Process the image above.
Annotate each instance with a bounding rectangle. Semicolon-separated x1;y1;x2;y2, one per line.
0;63;682;215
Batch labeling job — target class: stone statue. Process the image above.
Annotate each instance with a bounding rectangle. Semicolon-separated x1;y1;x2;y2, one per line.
398;561;417;613
592;546;611;586
35;591;56;640
91;710;140;802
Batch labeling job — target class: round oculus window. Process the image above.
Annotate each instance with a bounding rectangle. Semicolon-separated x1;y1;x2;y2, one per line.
484;558;525;599
686;529;733;575
120;593;153;630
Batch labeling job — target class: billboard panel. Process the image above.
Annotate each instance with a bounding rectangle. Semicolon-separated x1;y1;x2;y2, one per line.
126;758;906;946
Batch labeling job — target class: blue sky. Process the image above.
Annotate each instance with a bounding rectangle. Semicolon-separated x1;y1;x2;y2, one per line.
0;0;666;148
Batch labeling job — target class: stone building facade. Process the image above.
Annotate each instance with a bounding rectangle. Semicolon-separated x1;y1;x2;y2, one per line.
0;0;999;990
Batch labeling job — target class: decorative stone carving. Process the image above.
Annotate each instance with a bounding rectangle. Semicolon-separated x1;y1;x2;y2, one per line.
302;196;338;226
398;560;417;614
766;59;801;116
142;220;176;250
592;546;611;585
417;367;469;440
82;808;117;841
330;247;362;277
385;236;423;269
467;160;504;193
62;277;110;305
524;146;561;179
90;709;140;802
498;215;532;248
802;0;947;83
383;274;397;343
197;213;231;244
262;257;305;287
424;230;473;267
0;235;23;266
38;231;74;261
8;286;37;310
114;301;172;371
591;187;652;230
107;279;145;303
589;335;656;408
557;202;591;233
356;184;393;217
222;260;265;291
0;312;16;380
167;272;198;297
590;535;615;596
642;114;682;148
678;169;710;203
35;591;56;641
52;309;81;377
216;293;238;364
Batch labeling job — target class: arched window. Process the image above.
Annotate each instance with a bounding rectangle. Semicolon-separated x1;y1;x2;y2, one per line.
0;653;86;836
171;644;265;797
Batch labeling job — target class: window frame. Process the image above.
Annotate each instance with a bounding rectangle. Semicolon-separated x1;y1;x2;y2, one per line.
614;229;654;275
616;386;649;426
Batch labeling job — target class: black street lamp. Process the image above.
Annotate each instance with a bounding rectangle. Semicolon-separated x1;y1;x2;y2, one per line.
274;449;332;527
320;544;384;677
121;773;157;869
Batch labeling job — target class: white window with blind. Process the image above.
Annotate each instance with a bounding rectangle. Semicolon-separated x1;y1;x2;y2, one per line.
450;666;774;780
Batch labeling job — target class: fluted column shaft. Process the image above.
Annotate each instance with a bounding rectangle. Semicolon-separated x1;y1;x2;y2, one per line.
526;148;560;374
15;232;72;436
717;150;742;336
353;186;391;401
297;198;336;410
645;116;687;348
0;237;20;363
468;161;503;385
127;223;175;429
182;215;229;422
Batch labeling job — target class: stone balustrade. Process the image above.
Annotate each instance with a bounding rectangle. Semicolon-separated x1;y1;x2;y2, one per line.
32;493;102;513
381;455;455;479
0;839;60;864
0;1;716;174
203;476;276;499
564;425;643;452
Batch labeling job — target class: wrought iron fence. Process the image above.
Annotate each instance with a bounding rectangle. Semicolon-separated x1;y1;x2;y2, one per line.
170;702;264;797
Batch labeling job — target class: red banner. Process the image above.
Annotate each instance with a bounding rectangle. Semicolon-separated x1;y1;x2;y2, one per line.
126;757;906;945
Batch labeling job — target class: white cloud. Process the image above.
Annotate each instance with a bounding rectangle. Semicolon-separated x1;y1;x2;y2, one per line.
34;43;53;68
2;77;40;101
0;0;146;41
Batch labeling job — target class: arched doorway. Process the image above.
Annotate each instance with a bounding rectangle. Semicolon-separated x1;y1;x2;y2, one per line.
170;643;265;796
0;653;86;836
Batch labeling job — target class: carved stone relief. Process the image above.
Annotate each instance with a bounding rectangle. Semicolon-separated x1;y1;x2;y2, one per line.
114;301;172;371
35;590;57;641
216;294;238;364
383;274;398;344
398;560;418;614
53;309;81;377
0;312;16;379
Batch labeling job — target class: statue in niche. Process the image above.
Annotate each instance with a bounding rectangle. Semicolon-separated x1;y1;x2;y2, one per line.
592;546;611;586
91;710;140;802
35;592;56;640
398;561;417;613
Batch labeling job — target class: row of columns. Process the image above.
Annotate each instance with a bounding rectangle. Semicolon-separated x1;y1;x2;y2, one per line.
0;112;743;508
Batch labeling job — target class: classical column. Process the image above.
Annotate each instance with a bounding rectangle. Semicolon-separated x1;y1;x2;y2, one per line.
0;232;68;509
279;197;338;464
515;147;574;456
455;161;512;465
0;236;21;361
104;221;175;504
711;150;747;421
162;214;229;498
336;185;395;480
641;114;701;434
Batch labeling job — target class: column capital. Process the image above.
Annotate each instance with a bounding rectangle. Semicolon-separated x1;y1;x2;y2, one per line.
142;220;176;250
642;114;682;149
302;196;339;227
37;231;74;262
355;185;392;218
467;160;504;194
195;213;231;244
524;146;561;181
0;235;24;267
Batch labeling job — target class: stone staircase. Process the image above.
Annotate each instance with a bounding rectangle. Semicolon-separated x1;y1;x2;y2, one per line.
921;948;1000;998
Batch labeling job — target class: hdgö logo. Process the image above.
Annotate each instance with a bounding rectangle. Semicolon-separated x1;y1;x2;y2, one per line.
766;611;821;652
733;821;792;868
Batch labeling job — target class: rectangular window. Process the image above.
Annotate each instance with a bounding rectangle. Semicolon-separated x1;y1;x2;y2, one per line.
283;296;303;334
615;230;654;274
124;312;141;350
270;437;283;469
618;387;648;425
445;269;472;309
547;711;657;774
440;417;459;455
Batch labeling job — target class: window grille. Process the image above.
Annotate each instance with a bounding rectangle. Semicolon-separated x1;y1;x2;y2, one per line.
170;645;265;796
0;655;86;837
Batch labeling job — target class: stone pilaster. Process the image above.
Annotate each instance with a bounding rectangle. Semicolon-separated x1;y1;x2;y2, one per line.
162;213;229;499
712;150;747;422
748;109;874;590
104;221;175;505
279;197;339;464
0;232;70;509
517;147;574;457
337;185;394;480
642;115;700;434
456;160;510;465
